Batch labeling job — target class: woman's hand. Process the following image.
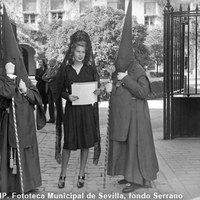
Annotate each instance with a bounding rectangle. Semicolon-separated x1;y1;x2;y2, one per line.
93;88;102;96
18;79;27;94
69;94;79;102
117;71;128;80
105;81;113;93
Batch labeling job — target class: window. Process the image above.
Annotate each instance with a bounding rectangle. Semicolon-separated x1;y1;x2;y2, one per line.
144;2;156;15
144;16;156;25
24;14;36;23
30;14;36;23
51;12;63;20
23;0;37;24
50;0;64;20
144;2;157;26
50;0;64;10
107;0;125;11
80;0;92;15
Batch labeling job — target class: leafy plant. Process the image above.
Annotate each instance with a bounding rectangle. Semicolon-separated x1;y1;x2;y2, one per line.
145;25;163;73
18;6;151;77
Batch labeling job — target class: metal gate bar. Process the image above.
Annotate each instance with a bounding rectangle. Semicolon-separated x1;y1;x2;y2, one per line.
164;1;200;139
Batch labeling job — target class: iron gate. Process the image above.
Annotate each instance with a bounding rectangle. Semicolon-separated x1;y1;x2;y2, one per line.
164;1;200;139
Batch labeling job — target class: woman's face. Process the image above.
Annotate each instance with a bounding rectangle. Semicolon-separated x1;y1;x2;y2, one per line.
73;45;86;63
38;60;43;67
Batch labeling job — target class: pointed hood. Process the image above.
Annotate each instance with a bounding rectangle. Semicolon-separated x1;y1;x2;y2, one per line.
1;5;46;131
2;4;28;83
115;0;134;72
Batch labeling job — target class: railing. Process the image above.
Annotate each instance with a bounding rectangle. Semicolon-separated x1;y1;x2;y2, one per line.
163;0;200;139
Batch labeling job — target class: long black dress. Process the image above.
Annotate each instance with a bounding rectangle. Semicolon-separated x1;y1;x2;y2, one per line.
61;64;98;150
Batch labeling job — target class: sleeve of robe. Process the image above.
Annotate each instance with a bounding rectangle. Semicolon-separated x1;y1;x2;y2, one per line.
27;79;46;130
0;75;16;99
122;75;150;99
0;75;16;142
8;78;46;148
24;88;36;105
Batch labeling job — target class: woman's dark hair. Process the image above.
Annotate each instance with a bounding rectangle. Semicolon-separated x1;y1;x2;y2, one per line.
62;30;95;67
39;59;48;70
68;41;88;65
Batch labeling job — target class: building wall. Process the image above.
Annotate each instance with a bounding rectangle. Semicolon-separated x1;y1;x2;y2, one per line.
92;0;107;7
132;0;144;24
20;44;36;75
4;0;196;28
3;0;161;26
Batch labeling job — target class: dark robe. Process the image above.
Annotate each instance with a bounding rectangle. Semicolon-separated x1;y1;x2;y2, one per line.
0;75;46;193
107;63;159;184
35;68;48;104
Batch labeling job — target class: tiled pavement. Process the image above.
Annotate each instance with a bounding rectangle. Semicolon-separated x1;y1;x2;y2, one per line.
7;100;200;200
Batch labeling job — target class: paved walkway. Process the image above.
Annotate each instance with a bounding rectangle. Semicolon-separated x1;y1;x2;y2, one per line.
8;100;200;200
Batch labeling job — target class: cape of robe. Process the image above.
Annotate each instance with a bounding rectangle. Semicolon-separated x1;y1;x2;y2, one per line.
107;63;159;183
0;75;46;193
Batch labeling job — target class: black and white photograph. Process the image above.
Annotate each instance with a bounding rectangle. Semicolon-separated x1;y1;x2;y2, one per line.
0;0;200;200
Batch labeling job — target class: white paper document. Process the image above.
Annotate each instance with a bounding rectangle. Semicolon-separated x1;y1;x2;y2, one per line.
71;81;98;105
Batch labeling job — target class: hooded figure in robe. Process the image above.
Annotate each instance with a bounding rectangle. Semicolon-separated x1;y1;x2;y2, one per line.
107;0;159;193
0;5;46;194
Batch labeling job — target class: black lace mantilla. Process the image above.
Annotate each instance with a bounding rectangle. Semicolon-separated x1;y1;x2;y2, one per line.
62;30;95;67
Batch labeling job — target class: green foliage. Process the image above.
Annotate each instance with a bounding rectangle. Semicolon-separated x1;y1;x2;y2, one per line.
148;80;163;99
18;6;151;74
18;23;48;60
132;24;151;67
145;25;163;70
79;6;125;72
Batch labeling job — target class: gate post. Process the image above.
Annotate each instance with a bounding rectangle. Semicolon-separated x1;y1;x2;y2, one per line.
163;0;173;139
0;3;2;68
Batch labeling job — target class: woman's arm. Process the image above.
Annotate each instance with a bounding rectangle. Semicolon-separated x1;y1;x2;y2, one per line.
61;89;70;100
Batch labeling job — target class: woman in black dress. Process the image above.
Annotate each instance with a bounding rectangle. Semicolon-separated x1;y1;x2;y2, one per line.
35;59;48;113
57;35;100;189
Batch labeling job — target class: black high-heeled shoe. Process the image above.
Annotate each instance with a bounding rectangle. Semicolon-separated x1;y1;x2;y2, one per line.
58;175;66;189
77;175;85;188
